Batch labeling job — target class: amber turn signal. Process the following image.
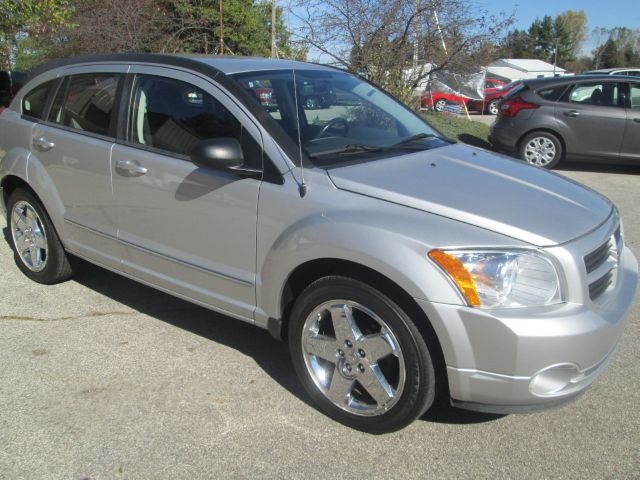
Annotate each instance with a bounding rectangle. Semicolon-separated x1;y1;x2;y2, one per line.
428;250;481;307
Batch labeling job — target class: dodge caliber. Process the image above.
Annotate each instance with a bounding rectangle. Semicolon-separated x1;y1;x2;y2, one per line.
0;54;636;433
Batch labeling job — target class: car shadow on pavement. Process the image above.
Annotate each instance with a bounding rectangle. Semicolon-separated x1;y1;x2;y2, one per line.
1;228;503;426
74;262;504;425
420;402;503;425
69;261;313;404
557;162;640;175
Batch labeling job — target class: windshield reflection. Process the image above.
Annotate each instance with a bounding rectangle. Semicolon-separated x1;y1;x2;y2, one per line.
232;69;448;165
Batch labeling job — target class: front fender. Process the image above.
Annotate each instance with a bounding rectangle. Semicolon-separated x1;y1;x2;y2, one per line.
257;213;461;323
254;169;528;326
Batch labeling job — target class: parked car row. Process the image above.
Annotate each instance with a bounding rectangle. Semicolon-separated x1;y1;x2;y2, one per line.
489;75;640;168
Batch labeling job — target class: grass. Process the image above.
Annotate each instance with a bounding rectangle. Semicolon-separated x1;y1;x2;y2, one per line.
422;111;491;150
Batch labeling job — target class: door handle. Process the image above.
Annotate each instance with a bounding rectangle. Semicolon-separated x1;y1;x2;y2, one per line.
32;136;55;152
115;159;148;175
564;110;580;117
634;118;640;123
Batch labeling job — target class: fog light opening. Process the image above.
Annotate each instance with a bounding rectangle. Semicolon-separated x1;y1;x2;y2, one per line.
529;364;580;396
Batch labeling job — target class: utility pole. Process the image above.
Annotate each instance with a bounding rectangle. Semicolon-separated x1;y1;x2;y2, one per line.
271;0;277;58
552;37;558;76
218;0;224;55
413;0;420;68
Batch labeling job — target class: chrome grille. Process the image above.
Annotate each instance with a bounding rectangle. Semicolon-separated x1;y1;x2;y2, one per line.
585;226;621;301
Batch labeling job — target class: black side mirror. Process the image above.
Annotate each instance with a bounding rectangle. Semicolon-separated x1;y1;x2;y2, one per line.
190;138;260;177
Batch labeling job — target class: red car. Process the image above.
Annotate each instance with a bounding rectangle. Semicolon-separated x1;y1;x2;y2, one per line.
468;80;523;115
421;78;505;112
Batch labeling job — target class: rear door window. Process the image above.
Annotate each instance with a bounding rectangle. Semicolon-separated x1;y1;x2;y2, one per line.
49;73;121;136
22;80;57;119
567;82;620;107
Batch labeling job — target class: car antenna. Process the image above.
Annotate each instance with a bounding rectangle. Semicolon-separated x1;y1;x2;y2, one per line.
291;60;307;197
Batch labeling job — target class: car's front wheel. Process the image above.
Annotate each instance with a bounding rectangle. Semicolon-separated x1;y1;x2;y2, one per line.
288;276;436;433
7;188;76;284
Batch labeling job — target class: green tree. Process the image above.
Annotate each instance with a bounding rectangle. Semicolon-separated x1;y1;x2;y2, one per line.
591;28;640;68
500;29;534;58
529;15;555;60
167;0;302;57
555;10;587;62
596;38;623;68
0;0;73;69
500;10;587;67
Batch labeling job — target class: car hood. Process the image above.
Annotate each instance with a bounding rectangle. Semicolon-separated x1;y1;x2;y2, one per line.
327;144;613;247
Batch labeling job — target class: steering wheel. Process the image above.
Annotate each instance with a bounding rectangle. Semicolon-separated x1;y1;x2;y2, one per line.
314;117;350;139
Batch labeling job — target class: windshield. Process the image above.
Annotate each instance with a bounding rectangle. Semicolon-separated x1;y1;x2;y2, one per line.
231;68;448;166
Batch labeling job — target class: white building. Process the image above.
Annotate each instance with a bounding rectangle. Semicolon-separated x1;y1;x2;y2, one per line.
487;59;567;82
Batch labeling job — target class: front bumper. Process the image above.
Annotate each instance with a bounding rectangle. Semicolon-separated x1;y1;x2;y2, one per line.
416;245;638;414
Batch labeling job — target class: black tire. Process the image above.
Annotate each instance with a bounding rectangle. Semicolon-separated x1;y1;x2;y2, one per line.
288;276;436;433
519;131;563;169
487;98;500;115
433;99;446;112
6;188;76;284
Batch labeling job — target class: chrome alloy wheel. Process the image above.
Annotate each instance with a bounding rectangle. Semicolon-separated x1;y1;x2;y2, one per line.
523;136;557;166
488;100;499;115
301;300;406;416
10;201;48;272
434;99;446;112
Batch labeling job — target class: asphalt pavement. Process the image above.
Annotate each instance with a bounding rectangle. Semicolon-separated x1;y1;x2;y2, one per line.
1;162;639;479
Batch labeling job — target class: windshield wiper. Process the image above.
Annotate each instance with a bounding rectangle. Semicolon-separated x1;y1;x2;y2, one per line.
308;134;440;159
389;133;438;147
308;143;385;158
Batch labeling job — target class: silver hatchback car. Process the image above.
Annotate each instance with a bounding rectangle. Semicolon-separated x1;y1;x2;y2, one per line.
0;54;637;433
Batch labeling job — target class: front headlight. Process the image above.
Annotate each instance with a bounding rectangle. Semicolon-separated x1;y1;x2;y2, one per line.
428;249;562;308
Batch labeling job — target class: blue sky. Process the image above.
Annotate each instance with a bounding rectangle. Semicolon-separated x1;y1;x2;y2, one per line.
497;0;639;30
291;1;638;62
489;1;640;53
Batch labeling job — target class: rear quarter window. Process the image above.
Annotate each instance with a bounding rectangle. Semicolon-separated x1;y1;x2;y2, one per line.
503;83;526;100
22;80;57;119
536;85;568;101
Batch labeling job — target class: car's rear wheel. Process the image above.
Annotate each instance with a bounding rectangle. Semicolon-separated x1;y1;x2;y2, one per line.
288;276;436;433
7;188;76;284
519;131;563;169
487;99;500;115
433;99;446;112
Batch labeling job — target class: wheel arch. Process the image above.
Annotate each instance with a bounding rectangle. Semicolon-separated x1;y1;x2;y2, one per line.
1;151;67;236
276;257;449;401
2;174;38;202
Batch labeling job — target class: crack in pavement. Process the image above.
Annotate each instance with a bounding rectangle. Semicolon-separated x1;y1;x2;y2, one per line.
0;311;137;322
0;306;203;322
